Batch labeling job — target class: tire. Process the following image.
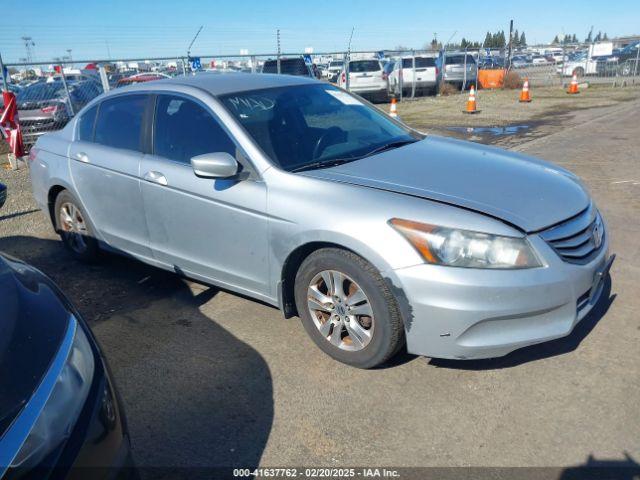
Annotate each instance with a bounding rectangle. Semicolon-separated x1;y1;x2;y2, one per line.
54;190;100;262
294;248;404;368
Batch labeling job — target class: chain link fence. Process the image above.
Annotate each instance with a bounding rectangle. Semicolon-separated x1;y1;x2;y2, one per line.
2;40;639;149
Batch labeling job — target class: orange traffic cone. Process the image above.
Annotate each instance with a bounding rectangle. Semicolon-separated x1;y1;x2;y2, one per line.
389;98;398;118
519;78;532;102
567;73;580;94
464;85;479;114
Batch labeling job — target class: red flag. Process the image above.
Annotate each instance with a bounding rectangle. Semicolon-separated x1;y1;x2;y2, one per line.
1;91;25;158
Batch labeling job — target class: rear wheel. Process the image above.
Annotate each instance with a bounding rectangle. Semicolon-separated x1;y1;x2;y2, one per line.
294;248;404;368
54;190;100;261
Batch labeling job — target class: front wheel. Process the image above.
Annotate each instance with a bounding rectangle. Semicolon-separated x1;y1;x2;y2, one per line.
294;248;405;368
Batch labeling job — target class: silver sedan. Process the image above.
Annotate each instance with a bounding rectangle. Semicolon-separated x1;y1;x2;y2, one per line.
28;73;613;368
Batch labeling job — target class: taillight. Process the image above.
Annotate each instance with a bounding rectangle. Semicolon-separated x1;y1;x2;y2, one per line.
341;72;346;84
436;67;440;76
41;105;59;114
382;72;388;80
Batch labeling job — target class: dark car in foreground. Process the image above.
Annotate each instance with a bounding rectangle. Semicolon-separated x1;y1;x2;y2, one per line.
0;253;135;479
262;57;316;77
17;80;103;147
0;183;6;210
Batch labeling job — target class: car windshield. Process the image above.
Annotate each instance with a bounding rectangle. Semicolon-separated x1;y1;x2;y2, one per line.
349;60;381;72
17;83;66;102
220;84;419;171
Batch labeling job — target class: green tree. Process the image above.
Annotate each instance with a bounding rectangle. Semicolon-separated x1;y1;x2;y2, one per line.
594;31;602;42
520;31;527;46
603;32;609;41
552;35;560;44
585;30;593;43
513;29;519;47
484;31;492;47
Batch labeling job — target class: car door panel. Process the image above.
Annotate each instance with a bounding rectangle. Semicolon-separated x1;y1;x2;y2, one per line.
67;93;152;259
69;141;152;259
140;155;268;293
140;93;269;295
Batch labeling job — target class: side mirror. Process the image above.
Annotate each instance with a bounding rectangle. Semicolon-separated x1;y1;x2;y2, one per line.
191;152;238;179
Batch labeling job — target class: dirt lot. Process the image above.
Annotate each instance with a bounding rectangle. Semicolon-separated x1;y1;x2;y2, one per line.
386;84;640;148
1;93;639;478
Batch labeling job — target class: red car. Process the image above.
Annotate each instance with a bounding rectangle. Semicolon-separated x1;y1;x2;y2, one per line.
116;73;169;88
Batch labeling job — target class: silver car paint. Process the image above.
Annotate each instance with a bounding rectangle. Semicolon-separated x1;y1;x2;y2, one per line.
29;73;610;360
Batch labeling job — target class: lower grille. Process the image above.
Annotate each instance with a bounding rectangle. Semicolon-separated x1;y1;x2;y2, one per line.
540;204;604;264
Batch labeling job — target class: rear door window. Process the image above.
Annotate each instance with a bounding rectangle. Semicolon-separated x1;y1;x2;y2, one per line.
94;94;147;151
349;60;381;72
77;104;98;141
153;95;236;164
446;55;476;65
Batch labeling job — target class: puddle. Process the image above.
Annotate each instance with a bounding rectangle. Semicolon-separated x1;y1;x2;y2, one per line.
445;125;531;136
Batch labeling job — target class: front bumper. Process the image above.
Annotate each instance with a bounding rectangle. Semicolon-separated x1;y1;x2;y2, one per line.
395;234;612;360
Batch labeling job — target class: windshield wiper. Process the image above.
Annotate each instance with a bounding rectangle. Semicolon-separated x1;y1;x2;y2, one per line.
289;139;417;173
358;139;417;159
289;157;359;173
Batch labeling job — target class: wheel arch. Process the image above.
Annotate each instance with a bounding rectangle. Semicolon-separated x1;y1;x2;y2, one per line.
278;238;404;320
47;184;69;230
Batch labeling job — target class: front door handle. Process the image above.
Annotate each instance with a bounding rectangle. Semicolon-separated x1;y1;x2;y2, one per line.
76;152;90;163
143;171;168;186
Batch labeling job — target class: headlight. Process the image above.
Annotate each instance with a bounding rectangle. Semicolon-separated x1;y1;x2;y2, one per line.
10;317;95;470
389;218;542;269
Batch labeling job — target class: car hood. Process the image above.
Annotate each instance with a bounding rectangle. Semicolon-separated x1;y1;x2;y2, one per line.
301;136;590;232
0;255;71;437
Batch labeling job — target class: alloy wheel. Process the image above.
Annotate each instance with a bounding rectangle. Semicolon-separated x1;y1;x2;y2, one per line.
306;270;374;351
59;202;88;254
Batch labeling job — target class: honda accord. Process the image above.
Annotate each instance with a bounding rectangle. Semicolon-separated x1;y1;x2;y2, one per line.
27;73;613;368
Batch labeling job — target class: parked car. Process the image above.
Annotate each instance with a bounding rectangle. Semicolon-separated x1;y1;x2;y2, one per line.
29;74;612;368
438;53;477;89
116;73;170;87
0;253;135;477
559;51;617;77
614;41;640;76
478;56;505;69
324;60;344;82
511;55;530;69
0;182;6;209
17;80;103;146
337;59;388;102
530;54;552;66
262;57;316;77
388;56;438;97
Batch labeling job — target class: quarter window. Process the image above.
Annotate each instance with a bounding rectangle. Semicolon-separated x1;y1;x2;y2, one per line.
153;95;236;164
94;94;147;151
77;104;98;141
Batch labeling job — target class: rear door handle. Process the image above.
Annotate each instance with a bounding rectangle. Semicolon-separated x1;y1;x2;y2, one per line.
143;171;168;186
75;152;90;163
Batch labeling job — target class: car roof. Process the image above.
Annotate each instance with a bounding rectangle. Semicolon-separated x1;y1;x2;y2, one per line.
121;72;316;96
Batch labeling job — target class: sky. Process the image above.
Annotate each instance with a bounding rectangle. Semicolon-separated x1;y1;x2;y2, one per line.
2;0;639;64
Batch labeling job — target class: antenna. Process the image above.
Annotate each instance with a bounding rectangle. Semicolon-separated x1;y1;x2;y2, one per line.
187;25;204;58
277;29;281;74
445;30;457;48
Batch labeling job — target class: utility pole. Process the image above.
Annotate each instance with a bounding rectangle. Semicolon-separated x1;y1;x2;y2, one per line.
507;19;514;69
22;36;35;63
345;27;354;91
66;49;73;65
